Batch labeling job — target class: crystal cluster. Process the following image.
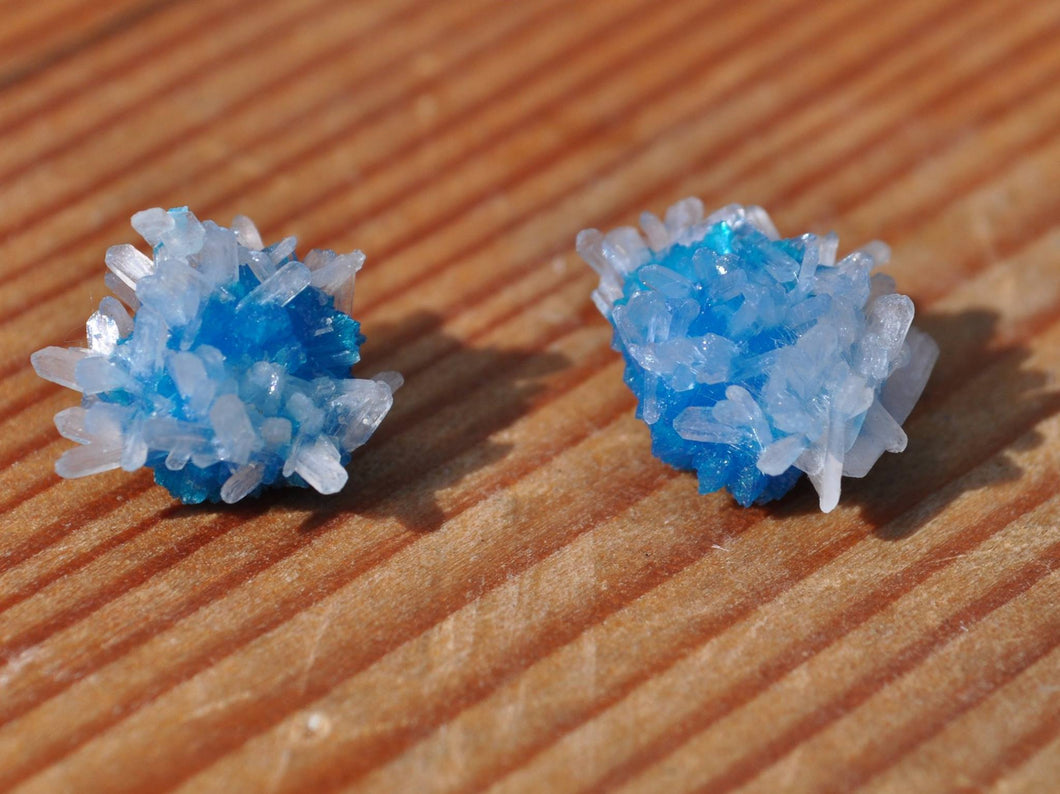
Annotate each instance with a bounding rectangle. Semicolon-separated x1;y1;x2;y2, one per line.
32;208;401;504
578;198;938;512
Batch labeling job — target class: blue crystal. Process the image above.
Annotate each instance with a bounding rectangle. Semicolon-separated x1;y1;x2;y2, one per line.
579;199;938;512
32;208;402;504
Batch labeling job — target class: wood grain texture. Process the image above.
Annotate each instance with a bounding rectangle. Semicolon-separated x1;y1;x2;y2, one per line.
0;0;1058;791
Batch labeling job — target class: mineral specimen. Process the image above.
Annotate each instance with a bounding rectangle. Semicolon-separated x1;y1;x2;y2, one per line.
578;198;938;512
32;207;401;504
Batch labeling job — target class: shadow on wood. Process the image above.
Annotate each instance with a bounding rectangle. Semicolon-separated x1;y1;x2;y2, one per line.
295;310;571;532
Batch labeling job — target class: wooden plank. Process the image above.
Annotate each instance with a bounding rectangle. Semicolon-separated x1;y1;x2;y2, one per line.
0;1;1057;792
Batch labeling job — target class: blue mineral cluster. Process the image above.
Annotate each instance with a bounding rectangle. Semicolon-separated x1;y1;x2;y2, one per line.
32;207;401;504
578;199;938;512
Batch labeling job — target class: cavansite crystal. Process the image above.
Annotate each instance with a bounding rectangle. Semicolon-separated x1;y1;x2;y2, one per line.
578;198;938;512
32;207;402;504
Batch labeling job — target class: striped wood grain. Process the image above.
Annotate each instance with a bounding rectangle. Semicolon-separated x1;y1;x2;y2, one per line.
0;1;1058;792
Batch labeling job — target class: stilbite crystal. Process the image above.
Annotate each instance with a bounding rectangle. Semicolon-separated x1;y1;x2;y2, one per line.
32;207;400;504
578;199;938;512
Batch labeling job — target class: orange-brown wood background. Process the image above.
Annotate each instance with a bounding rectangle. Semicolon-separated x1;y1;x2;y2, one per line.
0;0;1058;792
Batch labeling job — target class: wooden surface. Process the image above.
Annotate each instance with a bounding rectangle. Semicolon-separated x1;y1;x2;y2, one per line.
0;0;1058;791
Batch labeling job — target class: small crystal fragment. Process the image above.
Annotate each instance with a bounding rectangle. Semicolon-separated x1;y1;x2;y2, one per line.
105;243;155;288
232;214;264;250
237;261;312;310
31;347;93;392
220;463;266;504
55;441;124;478
579;199;938;512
